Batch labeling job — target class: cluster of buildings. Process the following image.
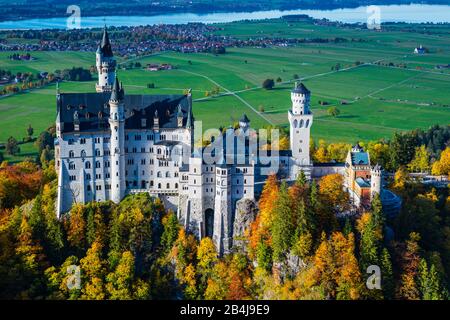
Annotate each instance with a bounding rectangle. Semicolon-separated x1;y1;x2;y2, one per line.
55;28;401;254
145;63;175;71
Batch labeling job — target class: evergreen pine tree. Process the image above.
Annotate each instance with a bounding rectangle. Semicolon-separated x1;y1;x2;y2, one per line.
271;182;295;262
381;248;395;299
161;211;180;253
296;170;307;187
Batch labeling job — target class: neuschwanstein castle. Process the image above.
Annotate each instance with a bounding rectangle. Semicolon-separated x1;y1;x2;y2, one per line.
55;28;399;254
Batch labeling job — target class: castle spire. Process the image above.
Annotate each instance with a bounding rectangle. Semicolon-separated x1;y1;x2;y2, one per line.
110;76;121;102
100;26;113;57
186;89;193;129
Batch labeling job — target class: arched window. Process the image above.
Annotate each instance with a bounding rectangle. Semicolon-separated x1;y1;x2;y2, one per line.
165;172;170;178
175;183;178;189
95;161;101;168
293;119;298;128
305;119;310;128
95;149;101;156
166;183;170;189
158;183;161;189
85;161;91;169
157;171;162;178
299;119;304;128
81;150;86;158
69;150;74;158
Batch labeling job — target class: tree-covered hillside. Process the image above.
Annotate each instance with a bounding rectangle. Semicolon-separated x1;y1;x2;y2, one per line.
0;131;449;299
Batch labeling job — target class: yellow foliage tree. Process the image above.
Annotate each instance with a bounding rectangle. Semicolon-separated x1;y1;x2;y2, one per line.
197;237;218;272
431;147;450;177
319;173;349;209
80;240;106;300
407;145;430;173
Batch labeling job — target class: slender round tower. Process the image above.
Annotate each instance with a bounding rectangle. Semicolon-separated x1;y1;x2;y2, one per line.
109;77;125;203
371;163;382;200
96;26;116;92
288;82;313;167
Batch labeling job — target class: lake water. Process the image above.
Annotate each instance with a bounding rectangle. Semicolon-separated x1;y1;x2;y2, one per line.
0;4;450;30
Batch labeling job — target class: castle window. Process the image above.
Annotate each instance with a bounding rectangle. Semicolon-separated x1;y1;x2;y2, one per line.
166;183;170;189
69;163;76;170
294;119;298;128
69;175;76;181
86;173;91;180
305;119;310;128
96;174;101;179
85;161;91;169
69;150;74;158
95;161;101;168
158;183;161;189
299;120;304;128
95;149;101;156
132;147;137;153
125;135;129;141
299;148;302;153
87;185;91;191
68;139;74;145
80;138;86;144
141;159;146;165
157;171;162;178
141;147;145;153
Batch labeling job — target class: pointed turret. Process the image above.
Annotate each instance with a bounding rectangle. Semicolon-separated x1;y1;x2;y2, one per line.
96;26;116;92
186;90;193;129
110;76;121;102
100;26;113;57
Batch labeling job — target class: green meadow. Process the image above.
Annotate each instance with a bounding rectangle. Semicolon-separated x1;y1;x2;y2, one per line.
1;18;449;162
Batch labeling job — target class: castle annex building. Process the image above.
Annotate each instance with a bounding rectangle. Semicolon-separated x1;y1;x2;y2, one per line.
55;28;399;254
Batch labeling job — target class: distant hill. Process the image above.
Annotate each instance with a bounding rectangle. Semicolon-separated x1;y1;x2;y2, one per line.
1;0;450;22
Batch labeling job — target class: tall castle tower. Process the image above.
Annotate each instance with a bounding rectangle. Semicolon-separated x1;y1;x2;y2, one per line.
371;164;382;200
288;82;313;168
109;77;126;203
96;27;116;93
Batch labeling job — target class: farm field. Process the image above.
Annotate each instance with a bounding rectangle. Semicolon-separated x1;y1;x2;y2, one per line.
0;18;449;162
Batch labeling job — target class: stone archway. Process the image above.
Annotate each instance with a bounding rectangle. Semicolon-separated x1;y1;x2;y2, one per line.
204;208;214;239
